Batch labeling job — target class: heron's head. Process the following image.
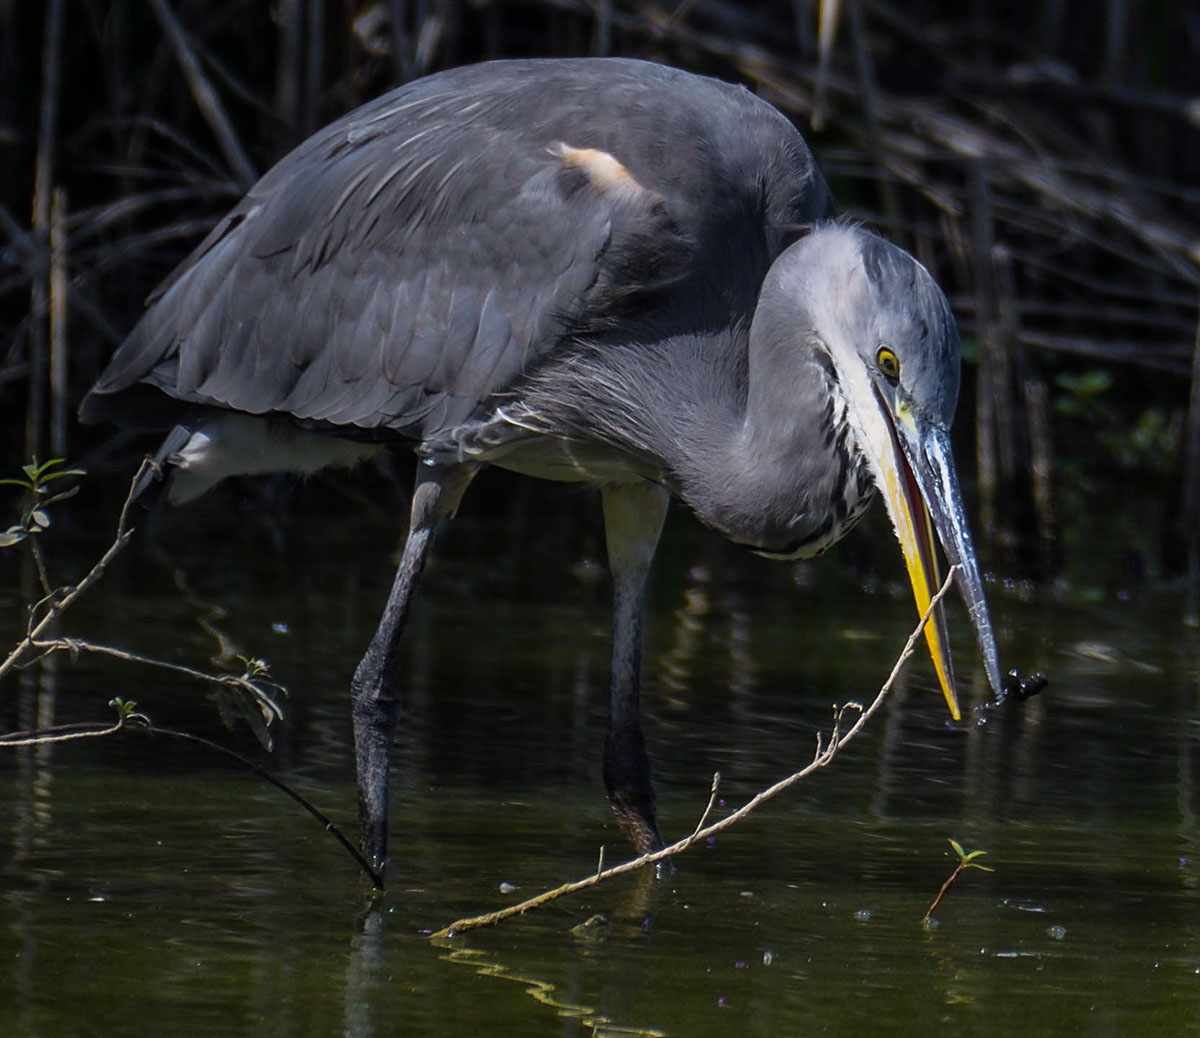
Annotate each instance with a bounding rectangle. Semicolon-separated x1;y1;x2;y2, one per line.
760;224;1002;717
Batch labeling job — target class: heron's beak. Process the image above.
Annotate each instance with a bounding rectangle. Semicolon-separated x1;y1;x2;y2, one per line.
875;404;1003;719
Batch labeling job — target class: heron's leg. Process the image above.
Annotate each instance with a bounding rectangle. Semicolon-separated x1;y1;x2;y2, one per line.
601;480;670;856
352;462;476;879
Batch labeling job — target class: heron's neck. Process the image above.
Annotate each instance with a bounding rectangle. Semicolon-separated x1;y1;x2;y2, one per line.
515;326;871;555
672;330;871;557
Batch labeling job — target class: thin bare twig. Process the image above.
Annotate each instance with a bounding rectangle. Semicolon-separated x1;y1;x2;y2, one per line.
432;566;960;938
0;718;125;748
691;771;721;836
0;459;149;682
18;636;283;720
0;707;383;888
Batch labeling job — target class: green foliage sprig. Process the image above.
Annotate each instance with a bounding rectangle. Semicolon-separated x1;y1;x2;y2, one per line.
0;457;85;548
924;839;994;924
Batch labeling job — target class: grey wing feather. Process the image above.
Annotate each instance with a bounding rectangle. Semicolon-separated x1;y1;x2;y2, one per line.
81;59;829;442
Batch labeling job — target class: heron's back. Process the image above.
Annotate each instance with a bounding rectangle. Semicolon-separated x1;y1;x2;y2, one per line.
80;58;830;450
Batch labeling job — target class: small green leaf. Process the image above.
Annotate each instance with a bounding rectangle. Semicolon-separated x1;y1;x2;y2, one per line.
963;849;988;863
948;838;966;859
238;655;273;679
39;467;85;484
0;527;27;547
5;459;85;494
29;509;50;529
41;485;80;508
109;697;138;719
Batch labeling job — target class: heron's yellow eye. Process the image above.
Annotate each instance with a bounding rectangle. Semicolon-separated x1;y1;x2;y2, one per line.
877;346;900;382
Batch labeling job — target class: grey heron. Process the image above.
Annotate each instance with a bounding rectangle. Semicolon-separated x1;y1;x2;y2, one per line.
80;57;1003;880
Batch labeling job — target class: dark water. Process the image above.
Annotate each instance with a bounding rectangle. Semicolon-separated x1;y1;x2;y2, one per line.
2;468;1198;1036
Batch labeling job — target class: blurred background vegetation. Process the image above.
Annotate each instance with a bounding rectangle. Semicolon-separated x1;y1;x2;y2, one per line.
1;0;1197;593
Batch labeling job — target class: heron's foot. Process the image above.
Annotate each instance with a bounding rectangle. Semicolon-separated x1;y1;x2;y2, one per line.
608;790;674;878
357;798;389;881
351;663;400;884
604;719;672;874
